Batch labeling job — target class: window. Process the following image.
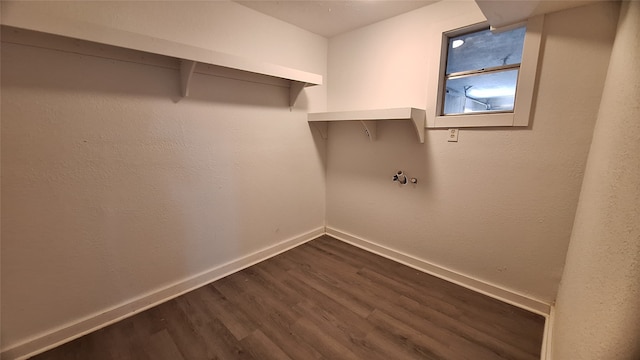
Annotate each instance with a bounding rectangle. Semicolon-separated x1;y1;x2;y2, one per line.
426;16;544;128
443;26;525;115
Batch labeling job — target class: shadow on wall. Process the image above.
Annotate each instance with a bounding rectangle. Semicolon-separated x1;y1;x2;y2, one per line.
326;119;433;230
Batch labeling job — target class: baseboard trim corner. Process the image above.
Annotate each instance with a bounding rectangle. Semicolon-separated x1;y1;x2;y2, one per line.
325;227;551;317
541;305;555;360
1;227;325;360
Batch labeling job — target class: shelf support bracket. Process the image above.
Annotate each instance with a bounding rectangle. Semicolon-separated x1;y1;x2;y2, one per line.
180;59;197;97
289;81;306;107
360;120;377;141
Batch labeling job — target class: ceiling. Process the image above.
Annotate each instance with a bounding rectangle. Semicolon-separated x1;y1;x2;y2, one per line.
235;0;438;38
236;0;604;38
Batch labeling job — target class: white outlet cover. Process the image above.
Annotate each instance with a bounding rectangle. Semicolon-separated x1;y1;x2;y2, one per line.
448;128;459;142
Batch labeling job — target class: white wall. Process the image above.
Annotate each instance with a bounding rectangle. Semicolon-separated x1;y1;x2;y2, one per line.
326;0;619;304
551;1;640;358
1;1;327;356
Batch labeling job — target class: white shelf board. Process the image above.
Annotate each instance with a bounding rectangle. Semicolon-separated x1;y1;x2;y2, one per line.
308;107;425;143
1;12;322;105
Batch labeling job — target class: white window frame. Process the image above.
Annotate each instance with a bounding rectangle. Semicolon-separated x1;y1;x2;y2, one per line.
426;15;544;128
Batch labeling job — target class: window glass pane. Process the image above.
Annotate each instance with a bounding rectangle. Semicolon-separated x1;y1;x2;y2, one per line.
446;26;526;75
443;69;519;114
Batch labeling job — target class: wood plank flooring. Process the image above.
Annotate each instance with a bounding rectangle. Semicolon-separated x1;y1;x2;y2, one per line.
31;235;545;360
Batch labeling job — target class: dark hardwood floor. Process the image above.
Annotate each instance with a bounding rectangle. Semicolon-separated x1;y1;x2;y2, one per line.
32;235;545;360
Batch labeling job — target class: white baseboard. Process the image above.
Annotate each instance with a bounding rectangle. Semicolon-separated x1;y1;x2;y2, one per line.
326;227;551;316
4;226;553;360
1;227;325;360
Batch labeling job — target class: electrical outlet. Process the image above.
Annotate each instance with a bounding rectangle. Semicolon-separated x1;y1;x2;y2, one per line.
448;128;459;142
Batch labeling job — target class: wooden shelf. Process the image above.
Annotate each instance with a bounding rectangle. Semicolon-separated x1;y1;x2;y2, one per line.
308;107;426;143
1;14;322;106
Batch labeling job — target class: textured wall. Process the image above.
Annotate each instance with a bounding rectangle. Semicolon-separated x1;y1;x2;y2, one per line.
551;1;640;358
1;1;327;352
326;0;619;303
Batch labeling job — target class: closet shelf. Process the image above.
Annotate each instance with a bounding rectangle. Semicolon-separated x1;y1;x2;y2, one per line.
308;107;426;143
1;17;323;106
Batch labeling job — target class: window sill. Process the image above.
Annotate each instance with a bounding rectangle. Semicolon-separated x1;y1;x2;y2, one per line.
430;112;520;128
